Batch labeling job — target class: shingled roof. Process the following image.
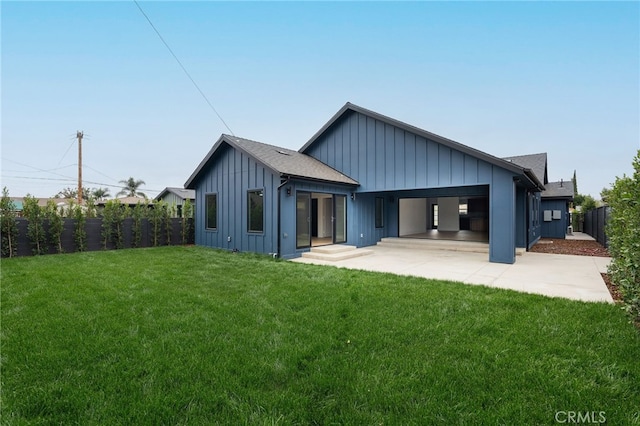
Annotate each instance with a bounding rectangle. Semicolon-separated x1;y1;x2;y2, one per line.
542;180;574;199
154;187;195;201
502;153;548;185
185;135;358;188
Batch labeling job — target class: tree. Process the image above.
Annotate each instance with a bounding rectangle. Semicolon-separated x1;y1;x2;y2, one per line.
0;187;19;257
117;177;147;198
600;187;612;203
92;187;111;201
581;195;597;212
55;187;90;200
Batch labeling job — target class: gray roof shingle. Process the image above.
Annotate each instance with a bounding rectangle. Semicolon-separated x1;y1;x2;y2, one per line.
542;180;574;199
155;187;195;201
502;153;548;185
185;135;358;188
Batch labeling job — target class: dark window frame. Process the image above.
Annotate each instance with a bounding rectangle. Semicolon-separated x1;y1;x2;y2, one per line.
205;193;217;230
375;197;384;228
247;189;264;233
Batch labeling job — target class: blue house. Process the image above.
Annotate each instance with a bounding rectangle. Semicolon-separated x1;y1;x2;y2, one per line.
503;153;574;239
185;102;572;264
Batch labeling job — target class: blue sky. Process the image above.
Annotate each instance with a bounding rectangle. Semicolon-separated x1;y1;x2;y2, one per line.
2;1;638;199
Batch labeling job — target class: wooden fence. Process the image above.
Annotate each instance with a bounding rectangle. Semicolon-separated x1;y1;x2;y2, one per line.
583;206;610;248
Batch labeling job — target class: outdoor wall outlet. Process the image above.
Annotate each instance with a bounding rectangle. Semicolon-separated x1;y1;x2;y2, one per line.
360;233;364;238
227;236;231;242
283;233;288;238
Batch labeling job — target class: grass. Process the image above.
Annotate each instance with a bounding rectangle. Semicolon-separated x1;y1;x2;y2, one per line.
2;246;639;425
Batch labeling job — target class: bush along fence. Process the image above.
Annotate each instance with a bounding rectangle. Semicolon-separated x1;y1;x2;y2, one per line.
1;192;194;258
583;206;610;248
605;149;640;326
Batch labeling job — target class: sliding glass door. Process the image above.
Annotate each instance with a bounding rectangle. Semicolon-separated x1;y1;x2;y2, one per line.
296;192;311;248
333;194;346;244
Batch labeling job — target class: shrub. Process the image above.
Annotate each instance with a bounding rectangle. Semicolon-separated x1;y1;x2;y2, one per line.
46;200;64;254
148;201;165;247
164;203;174;245
101;200;115;249
22;195;47;255
607;150;640;325
0;187;19;257
181;199;193;245
131;202;145;248
72;204;87;252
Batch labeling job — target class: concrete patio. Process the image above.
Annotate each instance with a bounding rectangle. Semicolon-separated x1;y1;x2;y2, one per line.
291;234;612;303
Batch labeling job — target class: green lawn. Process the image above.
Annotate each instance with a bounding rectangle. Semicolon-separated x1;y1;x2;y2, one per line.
2;246;639;425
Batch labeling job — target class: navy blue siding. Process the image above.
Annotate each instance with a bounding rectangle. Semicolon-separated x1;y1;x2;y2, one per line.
305;111;512;193
528;192;542;248
515;187;527;248
194;144;278;255
541;199;570;239
304;110;521;263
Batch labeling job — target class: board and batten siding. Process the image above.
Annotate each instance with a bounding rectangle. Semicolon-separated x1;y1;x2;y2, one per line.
305;110;521;263
194;143;279;255
304;110;496;192
541;199;570;239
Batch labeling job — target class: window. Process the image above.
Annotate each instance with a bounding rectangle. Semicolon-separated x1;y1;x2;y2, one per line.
459;203;468;215
248;189;264;233
375;197;384;228
432;204;439;228
205;194;217;230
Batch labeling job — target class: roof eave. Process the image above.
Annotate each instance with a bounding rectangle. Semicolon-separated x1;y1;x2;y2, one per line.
283;174;359;187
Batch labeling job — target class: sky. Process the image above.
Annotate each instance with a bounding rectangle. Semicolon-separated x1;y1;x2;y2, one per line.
2;1;639;200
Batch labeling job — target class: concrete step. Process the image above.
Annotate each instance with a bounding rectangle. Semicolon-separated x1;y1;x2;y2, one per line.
310;244;359;254
301;245;374;261
378;237;525;256
378;237;490;253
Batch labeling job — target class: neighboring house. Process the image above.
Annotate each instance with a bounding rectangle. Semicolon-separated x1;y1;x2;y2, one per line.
541;180;575;238
154;187;195;217
503;153;574;239
185;102;572;264
9;197;72;216
96;196;149;210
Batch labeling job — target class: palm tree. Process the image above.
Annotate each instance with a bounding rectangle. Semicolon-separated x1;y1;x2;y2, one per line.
92;187;111;201
117;177;147;198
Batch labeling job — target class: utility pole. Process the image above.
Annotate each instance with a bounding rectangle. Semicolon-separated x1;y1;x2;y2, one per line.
77;131;84;204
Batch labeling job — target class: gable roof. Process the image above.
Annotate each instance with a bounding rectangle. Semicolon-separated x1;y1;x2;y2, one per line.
155;187;195;201
300;102;545;190
502;153;548;185
185;134;358;189
542;180;574;199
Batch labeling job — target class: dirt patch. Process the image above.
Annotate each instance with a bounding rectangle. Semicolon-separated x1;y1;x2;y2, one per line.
601;273;624;304
530;238;610;257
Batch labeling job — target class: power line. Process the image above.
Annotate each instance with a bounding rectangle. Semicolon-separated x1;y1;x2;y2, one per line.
133;0;235;136
58;138;77;166
84;164;119;183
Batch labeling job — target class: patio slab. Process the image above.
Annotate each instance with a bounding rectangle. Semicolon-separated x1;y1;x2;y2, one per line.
291;244;613;303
